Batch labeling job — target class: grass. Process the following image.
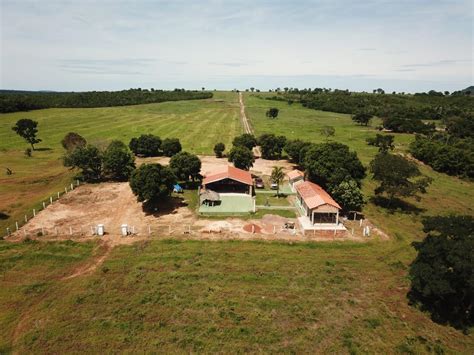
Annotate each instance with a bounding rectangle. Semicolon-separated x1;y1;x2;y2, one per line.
0;92;242;232
1;239;472;353
255;194;290;206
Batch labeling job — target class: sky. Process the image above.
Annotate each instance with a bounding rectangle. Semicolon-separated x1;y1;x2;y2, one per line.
1;0;473;92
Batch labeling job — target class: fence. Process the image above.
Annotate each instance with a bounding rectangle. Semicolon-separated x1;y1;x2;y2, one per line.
4;180;82;238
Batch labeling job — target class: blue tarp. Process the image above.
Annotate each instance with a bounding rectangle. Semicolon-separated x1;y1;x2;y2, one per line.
173;184;183;193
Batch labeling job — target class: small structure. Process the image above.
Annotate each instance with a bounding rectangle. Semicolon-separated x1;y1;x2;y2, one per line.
202;166;253;195
121;224;129;236
200;189;220;206
295;181;346;234
97;224;105;236
287;169;305;191
173;184;183;193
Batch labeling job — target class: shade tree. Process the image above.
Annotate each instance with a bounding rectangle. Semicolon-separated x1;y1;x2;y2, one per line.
169;152;201;181
228;146;255;170
12;118;41;150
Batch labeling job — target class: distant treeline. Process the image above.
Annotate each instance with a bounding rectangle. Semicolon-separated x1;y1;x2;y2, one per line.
0;88;213;113
267;88;474;121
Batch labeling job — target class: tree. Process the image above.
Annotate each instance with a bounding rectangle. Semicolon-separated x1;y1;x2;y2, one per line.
284;139;311;164
12;119;41;150
370;153;432;204
232;134;257;150
129;134;161;157
129;164;176;204
320;126;335;141
330;179;365;211
213;142;225;158
270;166;285;197
409;215;473;329
265;107;279;119
63;145;103;182
102;140;135;181
352;112;373;126
366;134;395;153
228;146;255;170
258;134;287;160
169;152;201;181
61;132;87;151
161;138;182;157
303;142;366;190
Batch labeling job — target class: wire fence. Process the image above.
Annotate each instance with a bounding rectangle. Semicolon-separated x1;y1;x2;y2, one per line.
4;179;82;238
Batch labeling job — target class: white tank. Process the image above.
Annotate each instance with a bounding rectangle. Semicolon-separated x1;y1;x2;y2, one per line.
97;224;105;236
121;224;128;236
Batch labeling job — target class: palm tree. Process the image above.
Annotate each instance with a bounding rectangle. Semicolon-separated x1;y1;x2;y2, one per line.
270;166;285;197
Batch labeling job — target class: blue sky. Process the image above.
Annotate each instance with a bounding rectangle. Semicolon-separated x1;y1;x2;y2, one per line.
1;0;472;92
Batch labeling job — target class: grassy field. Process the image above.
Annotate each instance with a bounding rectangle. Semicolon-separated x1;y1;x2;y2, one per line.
0;92;241;232
1;239;472;353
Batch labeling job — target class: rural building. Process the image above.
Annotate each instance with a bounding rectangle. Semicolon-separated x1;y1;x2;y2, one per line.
295;181;346;234
287;169;304;191
199;166;255;214
201;166;253;195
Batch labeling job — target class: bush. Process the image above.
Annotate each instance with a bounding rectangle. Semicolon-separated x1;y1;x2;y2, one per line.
213;142;225;158
63;145;103;182
61;132;87;151
409;215;474;330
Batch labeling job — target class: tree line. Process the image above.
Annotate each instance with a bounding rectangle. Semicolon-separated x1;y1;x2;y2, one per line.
0;88;213;113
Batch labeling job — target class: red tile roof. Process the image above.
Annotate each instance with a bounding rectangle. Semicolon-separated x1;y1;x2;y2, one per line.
287;169;304;180
295;181;341;210
202;165;253;186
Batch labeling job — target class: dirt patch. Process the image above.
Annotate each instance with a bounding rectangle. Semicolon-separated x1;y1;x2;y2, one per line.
61;242;112;280
243;223;262;233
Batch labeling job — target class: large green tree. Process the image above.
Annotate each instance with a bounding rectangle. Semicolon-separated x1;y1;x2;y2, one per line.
63;145;103;182
409;215;473;329
352;112;373;126
284;139;312;164
161;138;182;157
258;134;286;160
12;118;41;150
366;134;395;153
232;134;257;150
330;179;365;212
370;153;432;203
129;134;161;157
169;152;201;181
129;164;176;203
213;142;225;158
228;146;255;170
303;142;366;190
102;140;136;181
265;107;279;119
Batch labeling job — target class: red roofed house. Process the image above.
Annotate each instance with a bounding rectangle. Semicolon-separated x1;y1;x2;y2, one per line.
295;181;341;226
202;165;253;194
287;169;305;191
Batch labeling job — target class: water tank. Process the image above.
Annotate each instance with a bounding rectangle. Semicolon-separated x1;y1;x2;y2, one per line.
97;224;105;236
121;224;128;237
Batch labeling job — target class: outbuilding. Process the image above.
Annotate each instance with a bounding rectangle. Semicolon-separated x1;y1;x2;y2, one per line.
287;169;305;191
201;166;253;195
295;181;341;225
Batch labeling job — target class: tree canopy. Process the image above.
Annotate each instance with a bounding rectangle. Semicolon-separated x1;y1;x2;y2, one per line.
265;107;279;119
129;134;162;157
213;142;225;158
366;134;395;153
284;139;312;164
258;134;286;160
61;132;87;152
330;179;365;212
409;215;473;330
12;118;41;150
303;142;366;190
161;138;182;157
102;140;136;181
370;153;432;203
63;145;103;182
228;146;255;170
352;112;373;126
169;152;201;181
232;134;257;150
270;166;285;196
129;164;176;203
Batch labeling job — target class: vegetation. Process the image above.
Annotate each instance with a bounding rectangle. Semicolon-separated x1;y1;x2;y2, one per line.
284;139;311;164
409;215;473;330
383;116;435;134
258;134;286;160
102;141;135;181
213;142;225;158
129;134;162;157
352;112;373;126
11;119;41;150
169;152;201;181
161;138;182;157
63;145;103;182
331;179;365;212
129;163;176;203
61;132;86;152
0;88;213;113
370;153;432;205
232;133;257;150
366;134;395;153
270;166;285;197
320;125;335;141
228;146;255;170
265;107;279;119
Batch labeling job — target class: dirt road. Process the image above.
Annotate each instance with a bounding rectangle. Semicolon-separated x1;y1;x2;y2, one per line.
239;92;261;157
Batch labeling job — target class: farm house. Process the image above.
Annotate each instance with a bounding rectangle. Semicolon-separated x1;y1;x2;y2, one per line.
199;166;255;214
295;181;346;232
287;169;304;191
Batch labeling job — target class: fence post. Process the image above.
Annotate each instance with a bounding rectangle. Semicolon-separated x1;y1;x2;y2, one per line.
41;226;44;236
50;196;53;205
168;225;171;234
57;192;60;199
43;201;46;209
70;183;74;190
24;215;27;223
33;209;36;217
16;221;19;231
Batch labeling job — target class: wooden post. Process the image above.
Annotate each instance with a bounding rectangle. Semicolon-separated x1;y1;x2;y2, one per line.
251;225;255;234
50;196;53;205
65;187;68;194
33;209;36;217
273;225;276;234
41;226;44;235
6;227;11;236
25;215;27;223
70;183;74;190
57;192;60;199
42;201;46;209
15;221;19;231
